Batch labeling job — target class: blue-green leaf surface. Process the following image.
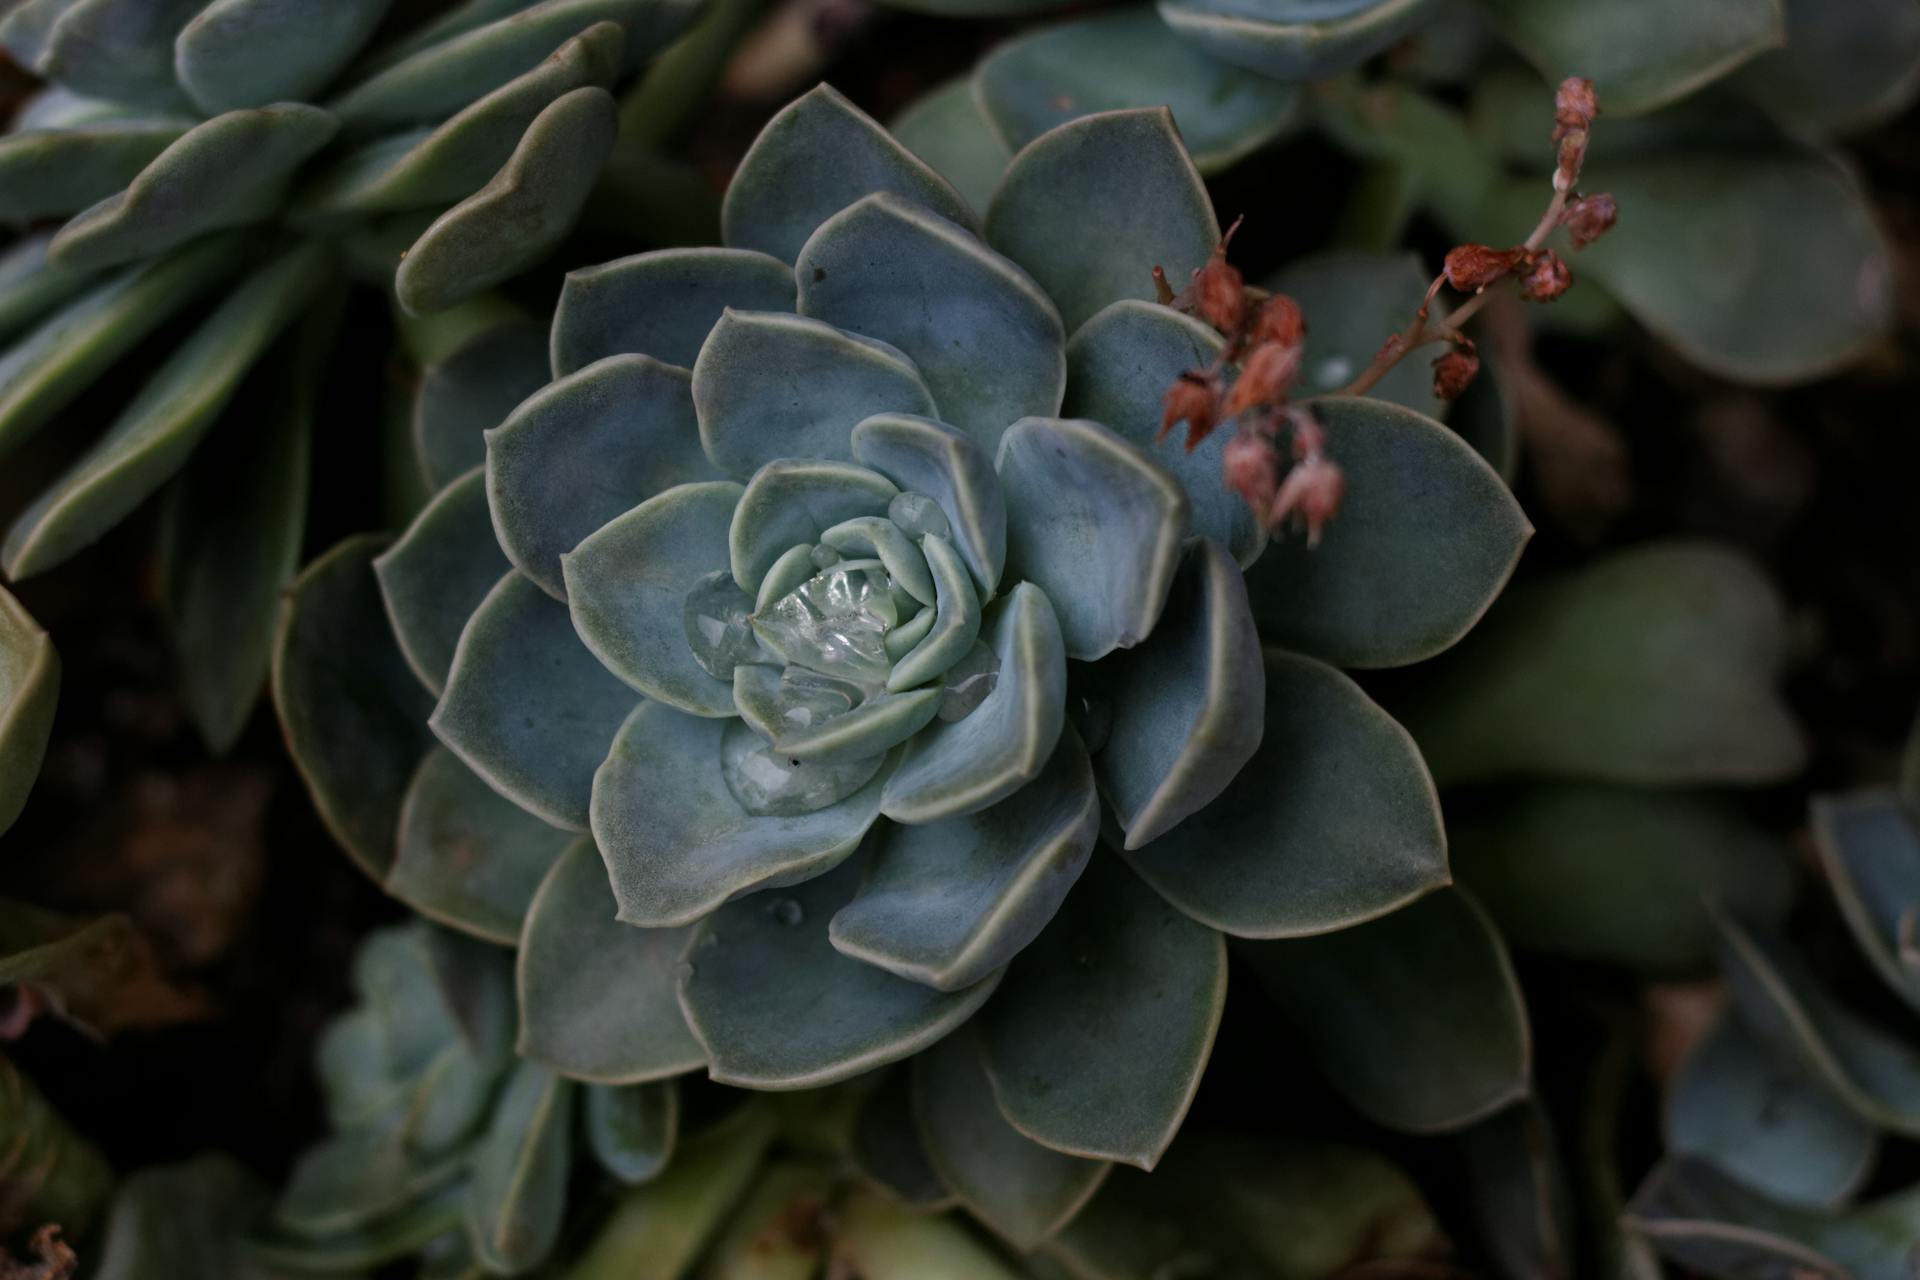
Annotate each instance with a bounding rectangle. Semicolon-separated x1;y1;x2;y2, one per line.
1156;0;1443;81
726;458;897;593
414;315;549;489
889;77;1010;217
464;1061;573;1275
850;412;1006;599
0;234;95;341
551;247;795;376
0;116;191;223
1734;0;1920;135
38;0;200;112
1269;250;1447;419
1811;791;1920;1012
376;468;512;696
174;0;392;113
584;1081;678;1184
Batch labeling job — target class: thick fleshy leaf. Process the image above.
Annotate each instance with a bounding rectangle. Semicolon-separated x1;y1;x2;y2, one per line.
1123;650;1446;937
584;1081;677;1184
1447;1101;1577;1280
175;0;391;113
831;728;1097;991
327;0;696;129
889;77;1010;217
851;413;1006;599
979;856;1224;1170
94;1157;275;1280
840;1192;1033;1280
517;838;704;1082
591;702;889;925
1241;888;1529;1133
396;87;617;316
1734;0;1920;135
1156;0;1442;81
995;417;1188;661
1669;1015;1877;1212
1242;397;1528;668
1719;916;1920;1137
158;295;334;753
1269;250;1447;418
564;481;741;716
726;458;897;593
0;235;236;464
414;315;549;489
852;1072;955;1209
976;8;1299;172
1811;791;1920;1012
701;1165;833;1278
1061;301;1259;566
985;108;1217;333
722;84;975;264
273;537;436;881
5;242;331;580
1092;539;1262;851
376;468;511;695
797;192;1065;447
881;584;1067;823
488;354;719;598
1471;0;1782;116
0;587;59;838
432;571;639;830
250;1181;467;1273
465;1061;573;1275
1396;542;1806;787
1567;149;1893;385
276;1112;466;1237
679;859;1004;1089
36;0;200;111
0;116;191;223
882;533;977;691
297;22;624;222
552;248;795;376
693;311;936;477
1309;76;1497;235
392;748;569;944
49;106;339;272
1452;783;1794;974
913;1027;1110;1248
0;233;95;341
0;0;81;67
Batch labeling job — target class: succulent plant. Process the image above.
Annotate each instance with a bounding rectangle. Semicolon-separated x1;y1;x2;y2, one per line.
0;0;714;751
0;582;56;838
1617;725;1920;1278
885;0;1902;388
273;81;1556;1258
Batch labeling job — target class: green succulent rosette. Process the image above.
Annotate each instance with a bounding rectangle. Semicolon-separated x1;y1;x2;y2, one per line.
276;84;1552;1252
0;0;708;752
886;0;1902;390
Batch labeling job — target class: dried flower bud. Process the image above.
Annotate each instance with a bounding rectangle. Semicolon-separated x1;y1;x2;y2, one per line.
1268;453;1346;547
1252;294;1307;348
1562;192;1618;248
1553;77;1598;139
1152;265;1176;306
1519;250;1573;302
1444;244;1527;293
1195;255;1246;333
1555;131;1590;190
1432;345;1480;400
1222;341;1302;417
1222;429;1281;514
1159;372;1220;449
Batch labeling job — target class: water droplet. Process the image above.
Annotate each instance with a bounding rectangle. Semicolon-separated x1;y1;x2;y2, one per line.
888;491;951;541
773;666;867;729
937;640;1000;722
766;897;805;926
810;544;842;569
720;720;886;815
682;570;767;680
1072;693;1113;753
1314;355;1353;389
753;563;897;688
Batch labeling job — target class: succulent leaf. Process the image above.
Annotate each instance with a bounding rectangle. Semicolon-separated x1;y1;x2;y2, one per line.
727;458;899;593
0;233;94;340
488;353;720;599
851;1072;957;1209
1269;250;1451;420
0;0;81;67
1733;0;1920;135
978;856;1225;1170
463;1061;574;1275
552;247;796;376
0;586;59;839
516;838;706;1083
700;1163;832;1278
985;107;1218;333
376;468;513;696
584;1081;678;1184
1122;650;1446;937
414;315;549;489
1241;888;1531;1134
1810;792;1920;1013
174;0;392;114
888;77;1010;217
94;1157;269;1280
850;412;1006;599
1447;1100;1577;1279
678;859;1005;1089
37;0;202;112
692;311;937;477
722;84;976;265
432;571;640;830
251;1181;467;1273
1156;0;1443;81
797;192;1065;446
0;115;191;223
974;7;1300;172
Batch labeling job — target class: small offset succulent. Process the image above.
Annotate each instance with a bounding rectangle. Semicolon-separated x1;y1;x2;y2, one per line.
887;0;1902;390
1621;733;1920;1278
277;82;1544;1258
0;0;707;751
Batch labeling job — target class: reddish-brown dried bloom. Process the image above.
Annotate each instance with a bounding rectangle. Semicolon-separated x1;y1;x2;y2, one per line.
1194;255;1246;333
1267;454;1346;547
1444;244;1527;293
1252;294;1307;348
1554;77;1598;139
1432;345;1481;401
1222;430;1281;513
1222;341;1302;417
1520;250;1573;302
1562;192;1619;248
1160;372;1221;449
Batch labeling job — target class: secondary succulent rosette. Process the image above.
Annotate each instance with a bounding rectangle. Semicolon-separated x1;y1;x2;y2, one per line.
0;0;705;751
277;84;1539;1252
